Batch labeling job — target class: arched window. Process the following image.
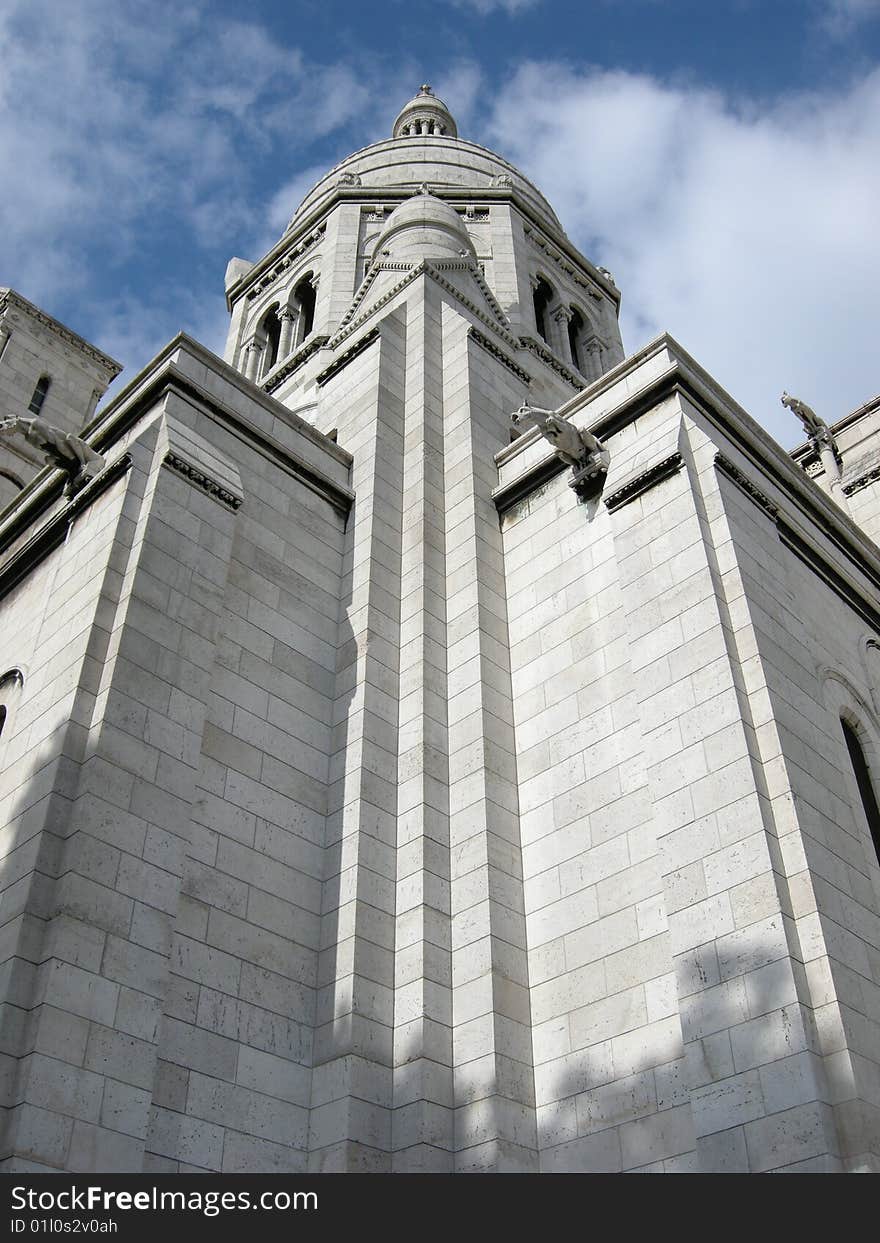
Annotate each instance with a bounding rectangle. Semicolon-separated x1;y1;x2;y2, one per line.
568;307;585;372
259;304;282;376
532;278;553;345
28;374;51;415
841;717;880;863
293;274;316;342
0;669;24;748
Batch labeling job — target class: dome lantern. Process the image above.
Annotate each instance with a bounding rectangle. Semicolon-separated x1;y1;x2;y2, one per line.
392;84;458;139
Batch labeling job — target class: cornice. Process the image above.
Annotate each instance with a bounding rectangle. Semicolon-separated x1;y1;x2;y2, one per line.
316;328;381;387
241;224;326;306
603;453;684;513
467;328;531;384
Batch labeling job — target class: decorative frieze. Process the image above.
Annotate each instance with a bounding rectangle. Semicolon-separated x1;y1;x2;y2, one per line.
522;225;607;302
316;328;381;386
163;451;242;510
467;328;531;384
604;452;684;512
245;224;326;300
262;334;330;392
714;453;779;518
843;466;880;497
518;334;584;390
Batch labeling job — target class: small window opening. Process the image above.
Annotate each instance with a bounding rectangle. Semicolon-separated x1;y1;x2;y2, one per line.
294;275;316;341
28;374;51;415
532;278;553;345
568;308;585;373
260;304;281;375
842;718;880;863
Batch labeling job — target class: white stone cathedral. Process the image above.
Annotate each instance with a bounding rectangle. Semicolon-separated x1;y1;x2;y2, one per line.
1;86;880;1173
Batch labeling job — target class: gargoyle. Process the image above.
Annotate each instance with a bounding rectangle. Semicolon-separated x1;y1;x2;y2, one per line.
0;416;106;490
781;392;840;463
511;402;610;497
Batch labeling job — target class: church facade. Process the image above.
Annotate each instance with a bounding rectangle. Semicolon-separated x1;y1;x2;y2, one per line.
1;87;879;1173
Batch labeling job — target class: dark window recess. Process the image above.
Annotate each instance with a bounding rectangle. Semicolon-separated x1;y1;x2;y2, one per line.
28;374;51;415
568;308;585;372
532;278;553;345
295;276;316;340
262;305;281;372
842;718;880;863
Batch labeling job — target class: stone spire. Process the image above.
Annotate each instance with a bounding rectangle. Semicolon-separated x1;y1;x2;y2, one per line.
392;84;458;139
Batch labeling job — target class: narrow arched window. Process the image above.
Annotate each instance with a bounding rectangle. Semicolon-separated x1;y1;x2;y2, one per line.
259;304;281;375
532;278;553;345
294;275;316;342
568;308;585;372
841;718;880;863
28;374;51;415
0;669;24;746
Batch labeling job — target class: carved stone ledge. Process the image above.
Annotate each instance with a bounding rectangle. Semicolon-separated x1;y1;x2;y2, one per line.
518;335;585;390
604;452;684;512
316;328;381;387
715;453;779;518
467;328;531;384
245;225;326;300
262;334;331;392
163;452;242;510
522;225;609;302
843;466;880;497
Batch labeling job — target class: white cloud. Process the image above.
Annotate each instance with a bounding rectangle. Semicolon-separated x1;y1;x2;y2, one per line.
484;64;880;445
446;0;541;14
820;0;880;34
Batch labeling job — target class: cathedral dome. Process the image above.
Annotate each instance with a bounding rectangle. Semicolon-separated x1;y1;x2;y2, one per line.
372;186;476;261
286;89;563;234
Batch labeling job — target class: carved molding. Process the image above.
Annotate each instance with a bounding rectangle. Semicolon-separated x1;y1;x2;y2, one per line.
163;452;242;510
316;328;381;387
604;452;684;512
245;225;326;300
518;335;584;390
522;225;607;302
715;453;779;518
843;466;880;497
467;328;531;384
330;259;518;354
262;334;331;392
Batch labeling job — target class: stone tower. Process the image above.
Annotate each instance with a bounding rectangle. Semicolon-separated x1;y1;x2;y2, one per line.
1;88;879;1173
0;288;121;509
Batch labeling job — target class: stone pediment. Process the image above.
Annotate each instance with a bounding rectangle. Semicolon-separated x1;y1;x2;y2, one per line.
329;256;516;351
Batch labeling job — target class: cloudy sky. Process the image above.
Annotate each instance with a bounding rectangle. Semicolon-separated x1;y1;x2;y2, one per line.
1;0;878;445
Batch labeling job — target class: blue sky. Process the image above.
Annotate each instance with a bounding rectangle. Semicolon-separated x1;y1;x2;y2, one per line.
2;0;879;444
